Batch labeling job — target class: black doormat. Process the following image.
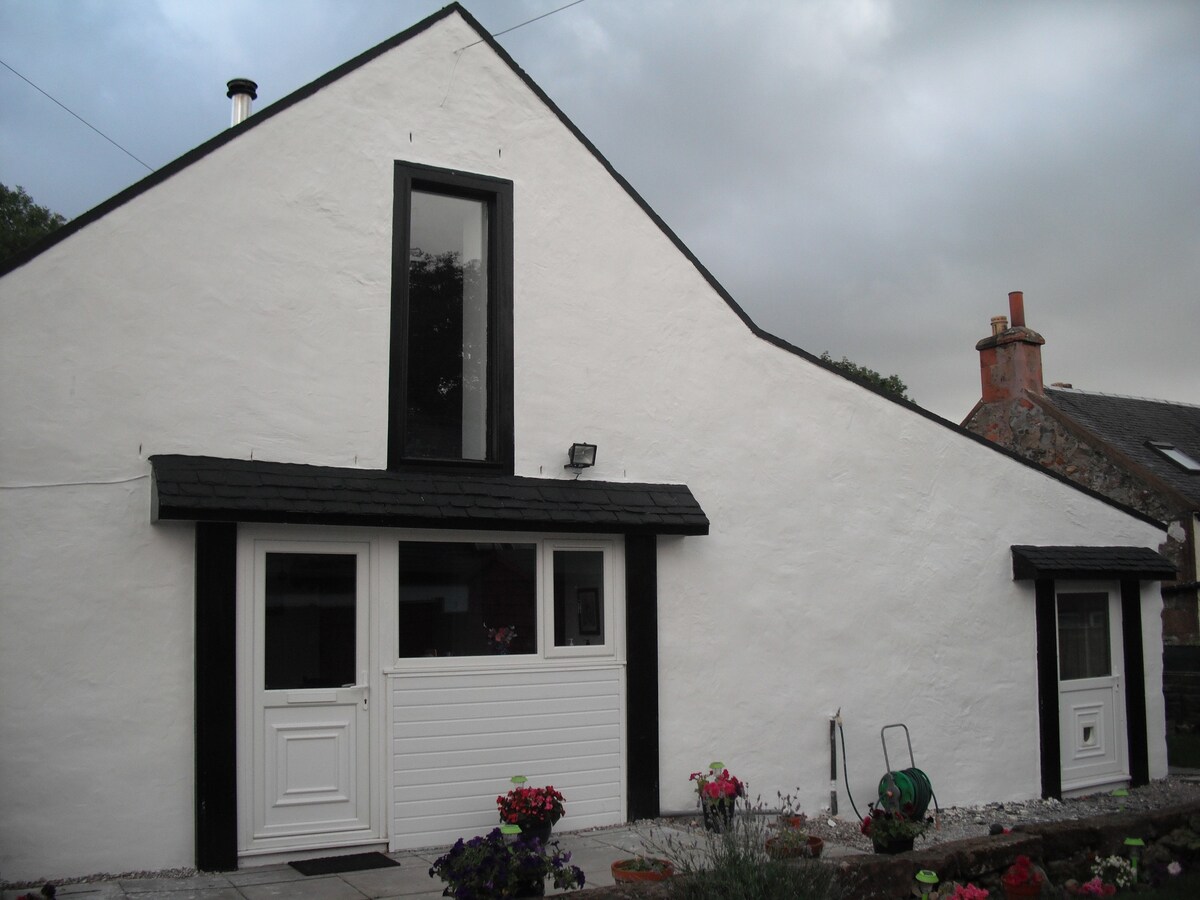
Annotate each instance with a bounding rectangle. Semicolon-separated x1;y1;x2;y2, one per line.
289;851;400;876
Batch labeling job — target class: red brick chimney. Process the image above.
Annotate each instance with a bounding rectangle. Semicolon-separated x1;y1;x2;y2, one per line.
975;291;1045;402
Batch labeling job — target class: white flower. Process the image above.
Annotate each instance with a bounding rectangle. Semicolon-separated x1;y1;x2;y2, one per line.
1167;861;1182;876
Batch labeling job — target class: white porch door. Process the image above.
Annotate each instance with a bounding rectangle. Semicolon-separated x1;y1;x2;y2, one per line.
244;541;376;854
1057;587;1128;793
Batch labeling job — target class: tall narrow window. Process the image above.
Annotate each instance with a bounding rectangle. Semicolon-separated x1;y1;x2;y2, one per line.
390;163;513;470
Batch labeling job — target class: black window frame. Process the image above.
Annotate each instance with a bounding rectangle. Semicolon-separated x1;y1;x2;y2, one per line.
388;161;514;473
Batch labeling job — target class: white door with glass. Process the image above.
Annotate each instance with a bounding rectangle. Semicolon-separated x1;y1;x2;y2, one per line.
242;541;376;854
1057;587;1128;792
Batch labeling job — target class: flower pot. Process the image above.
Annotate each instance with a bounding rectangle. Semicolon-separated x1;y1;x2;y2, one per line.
765;835;824;859
701;801;734;832
514;877;545;897
872;836;914;855
611;858;675;883
519;821;552;845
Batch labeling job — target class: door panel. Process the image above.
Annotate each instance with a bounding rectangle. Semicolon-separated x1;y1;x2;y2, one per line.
245;542;375;852
1057;588;1127;792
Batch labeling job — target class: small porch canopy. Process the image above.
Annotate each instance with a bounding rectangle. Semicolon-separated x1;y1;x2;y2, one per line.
1012;545;1176;581
1011;543;1175;799
150;454;709;535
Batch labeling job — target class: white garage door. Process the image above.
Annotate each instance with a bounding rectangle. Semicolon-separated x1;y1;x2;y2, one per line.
389;663;625;849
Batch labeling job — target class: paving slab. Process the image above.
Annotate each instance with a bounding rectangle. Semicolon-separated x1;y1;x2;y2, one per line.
340;858;442;899
113;891;245;900
238;875;368;900
121;876;238;895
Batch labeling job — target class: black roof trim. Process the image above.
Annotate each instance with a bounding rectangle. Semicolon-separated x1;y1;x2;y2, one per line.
0;5;1170;531
1011;545;1176;581
149;454;709;536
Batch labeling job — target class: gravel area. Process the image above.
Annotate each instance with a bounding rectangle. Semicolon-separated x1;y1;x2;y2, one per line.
755;775;1200;853
7;776;1199;889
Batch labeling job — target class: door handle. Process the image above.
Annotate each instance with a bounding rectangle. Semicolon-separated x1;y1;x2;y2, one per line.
343;683;369;710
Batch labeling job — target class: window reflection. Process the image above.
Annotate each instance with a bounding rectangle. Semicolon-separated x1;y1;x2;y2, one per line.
397;542;535;657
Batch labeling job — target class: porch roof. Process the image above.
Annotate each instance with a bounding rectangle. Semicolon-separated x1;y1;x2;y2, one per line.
1011;544;1176;581
149;454;709;536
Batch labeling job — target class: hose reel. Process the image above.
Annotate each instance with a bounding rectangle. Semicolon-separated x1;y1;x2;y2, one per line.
877;724;935;819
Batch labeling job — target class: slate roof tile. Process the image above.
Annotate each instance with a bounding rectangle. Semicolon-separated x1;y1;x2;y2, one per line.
1011;544;1176;580
150;454;708;535
1043;387;1200;509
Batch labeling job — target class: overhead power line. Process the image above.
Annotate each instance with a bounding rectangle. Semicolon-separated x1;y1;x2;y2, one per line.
459;0;588;50
0;57;155;172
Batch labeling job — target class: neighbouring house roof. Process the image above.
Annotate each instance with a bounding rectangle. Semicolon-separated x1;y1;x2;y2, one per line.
1011;544;1176;581
1041;387;1200;511
150;455;709;535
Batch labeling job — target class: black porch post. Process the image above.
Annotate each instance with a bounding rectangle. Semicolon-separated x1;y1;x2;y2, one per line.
195;522;238;871
625;533;660;819
1120;578;1150;787
1034;578;1062;800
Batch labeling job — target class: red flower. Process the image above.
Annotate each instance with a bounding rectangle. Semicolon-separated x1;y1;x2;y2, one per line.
496;784;565;828
1003;855;1043;887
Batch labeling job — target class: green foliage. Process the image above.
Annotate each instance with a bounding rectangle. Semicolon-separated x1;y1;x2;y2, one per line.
1;183;66;263
819;350;910;401
642;798;843;899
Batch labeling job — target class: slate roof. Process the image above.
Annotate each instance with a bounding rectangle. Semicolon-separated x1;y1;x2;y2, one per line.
1011;545;1176;581
150;455;709;535
1042;387;1200;510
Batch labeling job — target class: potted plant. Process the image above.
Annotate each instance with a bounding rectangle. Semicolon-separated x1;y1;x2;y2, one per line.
690;761;745;832
497;777;565;844
428;828;585;898
485;623;518;654
1000;855;1045;898
776;790;807;830
764;826;824;859
860;802;927;854
611;855;675;883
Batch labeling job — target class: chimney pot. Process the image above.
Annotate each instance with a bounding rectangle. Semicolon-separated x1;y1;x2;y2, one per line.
975;291;1045;403
226;78;258;126
1008;290;1025;328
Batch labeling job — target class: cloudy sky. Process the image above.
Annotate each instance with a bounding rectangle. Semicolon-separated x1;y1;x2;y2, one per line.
2;0;1196;419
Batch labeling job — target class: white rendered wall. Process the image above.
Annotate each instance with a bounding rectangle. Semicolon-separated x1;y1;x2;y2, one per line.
0;10;1166;879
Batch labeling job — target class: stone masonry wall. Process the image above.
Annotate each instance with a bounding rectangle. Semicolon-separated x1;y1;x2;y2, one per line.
964;395;1194;645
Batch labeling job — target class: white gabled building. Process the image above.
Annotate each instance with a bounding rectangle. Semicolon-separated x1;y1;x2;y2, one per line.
0;3;1173;881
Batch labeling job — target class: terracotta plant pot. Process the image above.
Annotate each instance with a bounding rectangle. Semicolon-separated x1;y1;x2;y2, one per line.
611;858;675;882
765;835;824;859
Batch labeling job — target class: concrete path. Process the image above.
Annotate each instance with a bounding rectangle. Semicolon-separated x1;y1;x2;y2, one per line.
7;823;848;900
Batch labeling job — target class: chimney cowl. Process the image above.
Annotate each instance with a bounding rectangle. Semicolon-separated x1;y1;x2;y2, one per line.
226;78;258;126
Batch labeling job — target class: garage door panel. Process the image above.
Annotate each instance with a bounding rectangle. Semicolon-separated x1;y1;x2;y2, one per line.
390;665;625;849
